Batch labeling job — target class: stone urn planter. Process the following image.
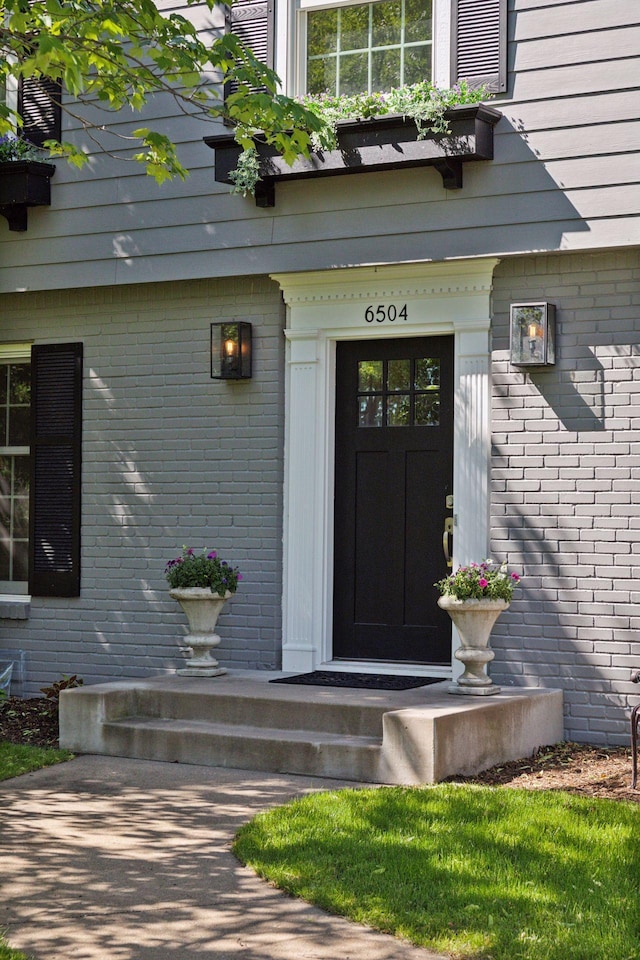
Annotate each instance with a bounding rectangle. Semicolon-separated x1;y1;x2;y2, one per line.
438;596;508;696
170;587;232;677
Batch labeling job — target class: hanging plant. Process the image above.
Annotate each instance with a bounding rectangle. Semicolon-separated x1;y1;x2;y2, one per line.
229;81;491;196
299;80;491;150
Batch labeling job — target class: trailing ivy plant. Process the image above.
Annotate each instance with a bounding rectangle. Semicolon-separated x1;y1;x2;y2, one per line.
229;147;261;197
299;80;490;150
231;81;491;196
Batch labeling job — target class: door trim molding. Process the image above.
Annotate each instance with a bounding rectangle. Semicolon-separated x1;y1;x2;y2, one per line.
272;258;499;674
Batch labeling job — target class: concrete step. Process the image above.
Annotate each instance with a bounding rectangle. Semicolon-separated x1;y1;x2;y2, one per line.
131;683;390;737
59;671;565;784
102;716;383;782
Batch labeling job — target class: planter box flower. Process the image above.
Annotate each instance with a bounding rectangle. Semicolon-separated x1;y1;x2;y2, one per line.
205;103;501;207
0;160;56;232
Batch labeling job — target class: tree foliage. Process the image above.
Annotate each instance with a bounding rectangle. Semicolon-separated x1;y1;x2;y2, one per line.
0;0;324;181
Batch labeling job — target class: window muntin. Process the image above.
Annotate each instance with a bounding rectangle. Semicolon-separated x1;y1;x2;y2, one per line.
357;357;440;427
304;0;432;96
0;359;30;590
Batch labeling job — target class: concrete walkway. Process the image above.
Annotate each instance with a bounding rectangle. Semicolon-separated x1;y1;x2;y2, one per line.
1;755;447;960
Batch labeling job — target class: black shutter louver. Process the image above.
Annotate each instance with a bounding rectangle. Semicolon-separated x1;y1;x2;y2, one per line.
18;76;62;147
452;0;507;93
224;0;274;102
29;343;82;598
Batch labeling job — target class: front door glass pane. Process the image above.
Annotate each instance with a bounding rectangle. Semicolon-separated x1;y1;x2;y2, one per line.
357;357;439;427
387;359;410;391
415;357;439;389
359;396;383;426
358;360;383;392
387;394;410;426
415;393;439;425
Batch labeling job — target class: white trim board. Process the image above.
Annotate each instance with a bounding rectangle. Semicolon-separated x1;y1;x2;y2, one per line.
272;258;499;675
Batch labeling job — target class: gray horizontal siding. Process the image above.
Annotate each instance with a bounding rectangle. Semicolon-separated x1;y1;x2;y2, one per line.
513;1;635;38
0;0;639;291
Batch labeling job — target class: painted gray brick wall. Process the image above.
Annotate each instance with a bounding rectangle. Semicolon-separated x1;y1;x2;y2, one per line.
0;277;286;694
490;249;640;744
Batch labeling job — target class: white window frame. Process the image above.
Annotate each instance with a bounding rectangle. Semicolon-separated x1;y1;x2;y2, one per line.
0;343;32;599
276;0;450;96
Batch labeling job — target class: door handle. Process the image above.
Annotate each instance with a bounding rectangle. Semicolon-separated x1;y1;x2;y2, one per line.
443;516;454;568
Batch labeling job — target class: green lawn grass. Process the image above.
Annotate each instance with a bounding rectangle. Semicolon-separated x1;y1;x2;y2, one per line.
234;784;640;960
0;939;31;960
0;741;72;783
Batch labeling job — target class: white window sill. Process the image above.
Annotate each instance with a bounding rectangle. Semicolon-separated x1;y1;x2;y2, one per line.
0;595;31;619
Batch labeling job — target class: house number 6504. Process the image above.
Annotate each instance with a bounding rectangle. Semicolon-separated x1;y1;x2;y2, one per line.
364;304;408;323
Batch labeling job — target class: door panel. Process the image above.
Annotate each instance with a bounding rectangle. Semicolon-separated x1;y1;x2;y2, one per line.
333;336;454;665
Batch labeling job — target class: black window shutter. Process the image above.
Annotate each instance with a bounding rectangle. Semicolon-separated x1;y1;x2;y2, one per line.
452;0;507;93
224;0;275;102
29;343;82;598
18;76;62;147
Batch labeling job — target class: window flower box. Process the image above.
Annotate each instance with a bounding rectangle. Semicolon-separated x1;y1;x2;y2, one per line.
0;160;56;232
205;103;501;207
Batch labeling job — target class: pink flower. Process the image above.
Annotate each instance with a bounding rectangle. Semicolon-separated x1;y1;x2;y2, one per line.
478;577;489;589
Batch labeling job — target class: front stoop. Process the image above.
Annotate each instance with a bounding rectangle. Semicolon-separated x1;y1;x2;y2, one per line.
59;672;564;785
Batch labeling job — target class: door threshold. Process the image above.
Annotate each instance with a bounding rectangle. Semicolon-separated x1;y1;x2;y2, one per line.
319;660;451;679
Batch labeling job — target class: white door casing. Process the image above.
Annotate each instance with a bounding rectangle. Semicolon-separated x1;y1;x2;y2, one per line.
272;258;499;674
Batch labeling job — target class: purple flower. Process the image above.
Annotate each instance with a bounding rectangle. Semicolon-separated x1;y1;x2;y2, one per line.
237;573;243;581
186;548;194;556
207;551;217;560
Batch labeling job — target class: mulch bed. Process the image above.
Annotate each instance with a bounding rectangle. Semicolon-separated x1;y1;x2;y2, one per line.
1;696;637;802
0;696;60;749
449;741;639;804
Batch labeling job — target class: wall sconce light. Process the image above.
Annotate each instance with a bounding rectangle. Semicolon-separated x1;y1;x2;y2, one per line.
510;302;556;367
211;321;252;379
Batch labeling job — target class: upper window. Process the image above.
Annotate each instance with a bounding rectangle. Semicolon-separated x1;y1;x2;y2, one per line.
269;0;506;100
303;0;432;96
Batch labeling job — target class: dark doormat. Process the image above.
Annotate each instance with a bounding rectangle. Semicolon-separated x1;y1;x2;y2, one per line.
270;671;443;691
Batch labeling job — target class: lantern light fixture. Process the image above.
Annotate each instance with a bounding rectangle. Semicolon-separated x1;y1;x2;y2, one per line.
510;302;556;367
211;321;252;379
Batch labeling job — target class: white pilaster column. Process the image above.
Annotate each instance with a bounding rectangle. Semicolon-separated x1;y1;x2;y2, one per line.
451;321;492;677
453;323;491;566
281;331;323;672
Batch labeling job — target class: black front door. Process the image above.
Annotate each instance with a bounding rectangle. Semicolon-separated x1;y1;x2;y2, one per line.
333;336;454;665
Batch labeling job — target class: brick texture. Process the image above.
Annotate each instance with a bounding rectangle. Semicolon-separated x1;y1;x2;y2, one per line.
0;277;286;692
2;251;639;748
490;250;640;744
